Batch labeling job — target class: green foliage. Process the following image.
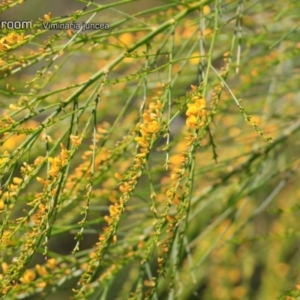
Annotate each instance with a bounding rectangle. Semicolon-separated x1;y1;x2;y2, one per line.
0;0;300;299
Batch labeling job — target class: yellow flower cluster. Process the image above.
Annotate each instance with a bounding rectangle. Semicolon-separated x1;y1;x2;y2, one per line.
185;95;206;129
134;100;162;153
0;32;27;52
0;260;55;291
0;176;24;212
48;143;69;178
75;101;165;293
103;203;120;225
70;134;82;146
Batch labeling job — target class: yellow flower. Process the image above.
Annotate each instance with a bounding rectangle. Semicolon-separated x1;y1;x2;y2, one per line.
37;281;47;288
195;98;206;109
70;134;82;146
1;262;8;274
146;120;160;133
104;215;112;224
119;182;132;193
119;32;134;45
44;13;51;21
20;269;36;284
8;104;19;111
5;32;24;45
35;264;48;276
46;258;56;269
36;177;46;185
12;177;22;185
186;115;198;128
34;156;44;166
109;204;119;216
186;104;198;117
0;200;5;210
134;137;149;148
203;5;211;16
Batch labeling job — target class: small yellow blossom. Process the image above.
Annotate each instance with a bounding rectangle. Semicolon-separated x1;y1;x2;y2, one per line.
34;156;44;166
104;215;112;224
46;258;56;269
186;104;198;117
1;262;8;273
185;95;206;129
144;279;156;287
37;281;47;288
109;204;119;217
20;269;36;284
35;264;48;276
134;137;149;148
186;115;198;128
12;177;22;185
44;13;51;21
8;104;19;111
203;5;211;15
5;32;24;45
70;134;82;146
119;32;134;45
36;177;46;185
